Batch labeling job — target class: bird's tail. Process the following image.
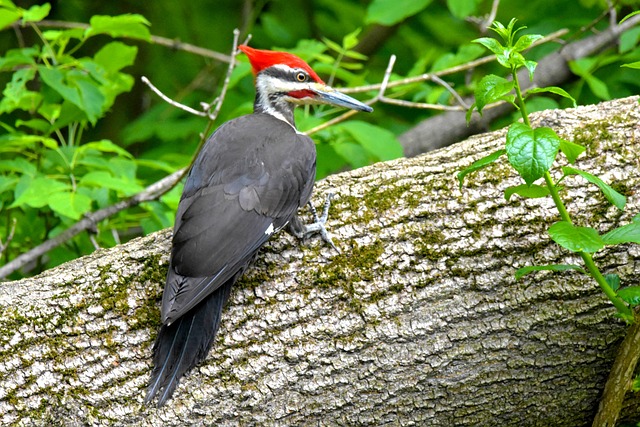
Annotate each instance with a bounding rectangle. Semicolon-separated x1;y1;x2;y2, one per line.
145;279;233;406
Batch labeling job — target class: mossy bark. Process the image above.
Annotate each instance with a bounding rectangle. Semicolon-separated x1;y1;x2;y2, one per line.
1;96;640;426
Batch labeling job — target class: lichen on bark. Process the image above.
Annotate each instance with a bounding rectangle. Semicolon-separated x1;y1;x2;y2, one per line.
0;96;639;426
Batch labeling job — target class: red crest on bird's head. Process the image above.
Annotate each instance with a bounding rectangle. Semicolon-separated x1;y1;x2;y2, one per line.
239;45;325;84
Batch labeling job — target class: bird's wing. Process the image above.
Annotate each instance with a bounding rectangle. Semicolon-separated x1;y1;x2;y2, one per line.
161;114;316;323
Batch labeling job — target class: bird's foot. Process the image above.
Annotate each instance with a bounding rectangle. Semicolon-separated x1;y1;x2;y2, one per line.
287;193;340;254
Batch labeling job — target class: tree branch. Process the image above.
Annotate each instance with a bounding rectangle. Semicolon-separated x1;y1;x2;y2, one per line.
32;20;232;63
398;14;640;157
1;96;639;425
0;29;245;279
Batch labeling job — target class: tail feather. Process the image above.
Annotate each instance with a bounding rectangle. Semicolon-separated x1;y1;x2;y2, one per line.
145;279;233;406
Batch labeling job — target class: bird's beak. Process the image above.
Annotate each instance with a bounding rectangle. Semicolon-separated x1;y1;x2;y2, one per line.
312;85;373;112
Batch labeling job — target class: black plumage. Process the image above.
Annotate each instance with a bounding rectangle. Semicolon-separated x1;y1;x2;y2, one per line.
145;45;372;406
145;114;316;405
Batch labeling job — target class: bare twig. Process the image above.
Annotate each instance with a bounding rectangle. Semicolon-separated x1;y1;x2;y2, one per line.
340;29;569;95
303;54;396;136
431;75;470;109
483;0;501;33
0;30;245;280
32;20;232;63
0;169;184;279
376;54;396;100
141;77;208;117
202;29;243;121
0;218;17;259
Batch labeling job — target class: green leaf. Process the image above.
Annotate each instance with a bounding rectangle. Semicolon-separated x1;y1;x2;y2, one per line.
584;74;611;100
37;66;81;106
48;191;92;220
0;175;18;194
0;46;39;71
474;74;514;114
602;222;640;245
432;44;485;72
515;264;586;280
558;139;585;164
338;121;404;162
0;3;21;30
526;86;577;107
506;124;560;185
10;176;68;208
94;42;138;73
562;166;626;210
446;0;481;19
86;14;151;41
621;61;640;69
548;221;605;253
457;149;506;187
619;27;640;54
604;274;621;292
473;37;505;55
617;286;640;306
15;118;52;134
21;3;50;23
523;60;537;81
0;67;41;114
0;158;37;175
504;183;550;200
78;139;133;159
342;28;362;51
67;72;105;124
365;0;432;25
80;171;142;195
332;142;370;169
513;34;543;52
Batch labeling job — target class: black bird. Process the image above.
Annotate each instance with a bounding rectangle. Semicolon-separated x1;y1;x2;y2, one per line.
145;45;373;406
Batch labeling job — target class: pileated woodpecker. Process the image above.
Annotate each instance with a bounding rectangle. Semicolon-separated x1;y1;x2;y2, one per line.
145;45;372;406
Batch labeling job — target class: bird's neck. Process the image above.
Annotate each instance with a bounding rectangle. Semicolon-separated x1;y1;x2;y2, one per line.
253;74;297;128
253;92;296;128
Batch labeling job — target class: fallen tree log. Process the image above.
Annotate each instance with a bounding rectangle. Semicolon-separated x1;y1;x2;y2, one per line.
1;96;639;426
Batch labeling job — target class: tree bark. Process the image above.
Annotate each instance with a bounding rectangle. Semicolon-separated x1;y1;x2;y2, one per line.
1;96;640;426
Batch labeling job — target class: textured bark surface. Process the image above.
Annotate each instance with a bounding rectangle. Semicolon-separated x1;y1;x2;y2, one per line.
1;96;639;426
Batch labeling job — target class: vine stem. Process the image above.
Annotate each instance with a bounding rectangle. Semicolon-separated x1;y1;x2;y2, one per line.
511;66;632;321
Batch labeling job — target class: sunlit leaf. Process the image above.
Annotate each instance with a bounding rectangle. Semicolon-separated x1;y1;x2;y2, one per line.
48;191;92;220
527;87;577;107
617;286;640;306
602;222;640;245
474;74;514;114
338;121;404;162
86;14;151;41
506;124;560;185
365;0;432;25
11;176;68;208
548;221;604;253
515;264;585;280
21;3;50;23
562;166;626;210
457;149;506;188
504;183;550;200
94;42;138;73
558;139;585;164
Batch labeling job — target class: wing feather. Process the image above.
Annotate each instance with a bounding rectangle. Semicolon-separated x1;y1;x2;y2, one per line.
161;113;316;324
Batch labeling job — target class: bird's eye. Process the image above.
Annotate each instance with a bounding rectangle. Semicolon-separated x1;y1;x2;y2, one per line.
295;72;307;82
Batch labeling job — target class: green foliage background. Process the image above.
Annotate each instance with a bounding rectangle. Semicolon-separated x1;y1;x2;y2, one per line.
1;0;639;278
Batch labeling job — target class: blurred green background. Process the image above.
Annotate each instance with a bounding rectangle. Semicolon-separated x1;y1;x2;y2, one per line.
1;0;639;277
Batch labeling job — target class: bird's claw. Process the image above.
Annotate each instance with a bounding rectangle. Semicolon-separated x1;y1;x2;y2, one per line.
302;193;341;254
